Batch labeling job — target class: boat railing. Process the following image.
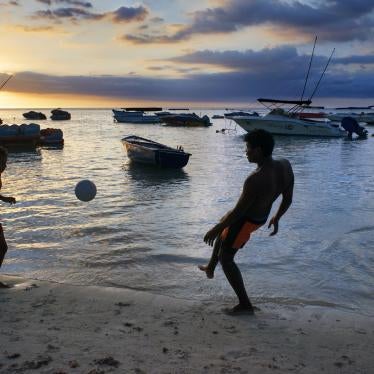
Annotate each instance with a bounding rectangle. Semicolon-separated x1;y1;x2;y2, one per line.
258;98;312;115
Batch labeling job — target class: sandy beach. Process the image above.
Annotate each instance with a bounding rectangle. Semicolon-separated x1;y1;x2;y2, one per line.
0;274;373;374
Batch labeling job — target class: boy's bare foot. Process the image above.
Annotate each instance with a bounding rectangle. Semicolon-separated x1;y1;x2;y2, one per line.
222;304;257;316
0;281;11;289
198;265;214;279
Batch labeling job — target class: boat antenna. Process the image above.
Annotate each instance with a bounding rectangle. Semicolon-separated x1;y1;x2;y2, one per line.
308;48;335;101
300;36;317;103
0;74;13;91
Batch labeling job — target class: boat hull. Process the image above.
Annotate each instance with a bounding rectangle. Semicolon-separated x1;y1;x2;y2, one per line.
23;111;47;120
114;116;161;124
0;135;39;149
50;109;71;121
233;115;345;137
122;136;190;168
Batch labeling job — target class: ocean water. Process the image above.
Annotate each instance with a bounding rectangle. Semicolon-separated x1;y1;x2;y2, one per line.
1;108;373;316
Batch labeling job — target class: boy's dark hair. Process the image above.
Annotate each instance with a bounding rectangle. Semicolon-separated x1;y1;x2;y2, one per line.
244;129;274;157
0;146;8;158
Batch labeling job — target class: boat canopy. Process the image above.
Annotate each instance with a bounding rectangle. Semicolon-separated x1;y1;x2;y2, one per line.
257;98;312;113
122;107;162;112
258;98;312;105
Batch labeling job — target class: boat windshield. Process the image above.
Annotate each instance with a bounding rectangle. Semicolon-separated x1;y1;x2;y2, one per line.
269;108;287;116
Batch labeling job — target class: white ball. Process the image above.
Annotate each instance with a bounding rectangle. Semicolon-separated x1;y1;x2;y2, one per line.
75;180;97;202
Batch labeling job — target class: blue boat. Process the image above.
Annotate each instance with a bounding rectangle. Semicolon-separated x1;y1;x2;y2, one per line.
121;135;191;168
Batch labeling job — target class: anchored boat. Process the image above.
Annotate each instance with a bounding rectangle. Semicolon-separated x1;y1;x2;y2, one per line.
51;109;71;121
122;135;191;168
231;98;345;137
160;113;211;127
23;111;47;120
112;109;161;124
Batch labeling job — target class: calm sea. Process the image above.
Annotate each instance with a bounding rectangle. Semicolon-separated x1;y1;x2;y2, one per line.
1;109;373;315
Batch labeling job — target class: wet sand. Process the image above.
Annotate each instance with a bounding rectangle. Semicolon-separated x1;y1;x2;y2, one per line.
0;274;373;373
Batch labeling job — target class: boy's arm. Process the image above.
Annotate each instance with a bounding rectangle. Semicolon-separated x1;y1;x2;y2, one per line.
268;168;294;236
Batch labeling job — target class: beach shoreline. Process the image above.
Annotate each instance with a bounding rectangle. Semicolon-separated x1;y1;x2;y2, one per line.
0;274;373;373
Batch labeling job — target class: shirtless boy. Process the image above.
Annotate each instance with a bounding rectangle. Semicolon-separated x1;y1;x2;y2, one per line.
200;129;294;315
0;146;16;288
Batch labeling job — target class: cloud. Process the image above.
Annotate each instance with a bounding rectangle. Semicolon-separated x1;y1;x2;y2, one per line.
14;24;59;32
334;54;374;65
123;0;374;44
0;0;19;6
56;0;92;7
34;7;104;21
111;6;148;23
36;0;92;7
169;46;337;81
150;17;164;23
120;33;180;44
4;49;373;102
33;5;148;23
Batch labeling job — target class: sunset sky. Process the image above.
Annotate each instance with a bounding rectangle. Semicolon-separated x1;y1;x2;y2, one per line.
0;0;373;108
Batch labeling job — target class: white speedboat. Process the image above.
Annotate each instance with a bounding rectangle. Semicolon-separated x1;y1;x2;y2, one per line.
231;99;345;137
327;112;374;124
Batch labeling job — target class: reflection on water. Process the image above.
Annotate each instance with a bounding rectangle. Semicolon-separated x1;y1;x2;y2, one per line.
7;148;42;159
124;161;190;187
2;109;374;316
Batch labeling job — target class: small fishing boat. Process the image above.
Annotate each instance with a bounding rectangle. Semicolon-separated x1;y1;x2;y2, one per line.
39;128;64;146
161;113;211;127
112;109;161;124
212;115;224;119
23;111;47;120
51;109;71;120
122;135;191;168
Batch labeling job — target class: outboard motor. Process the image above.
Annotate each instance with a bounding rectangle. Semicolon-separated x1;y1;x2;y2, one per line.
341;117;368;140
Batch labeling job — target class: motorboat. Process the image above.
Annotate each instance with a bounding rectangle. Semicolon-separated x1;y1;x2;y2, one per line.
122;135;191;168
161;113;212;127
231;98;345;137
327;112;374;124
23;111;47;120
112;109;161;124
229;39;347;137
51;109;71;120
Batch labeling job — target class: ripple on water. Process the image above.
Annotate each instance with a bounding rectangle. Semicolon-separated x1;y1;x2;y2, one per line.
2;109;374;316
